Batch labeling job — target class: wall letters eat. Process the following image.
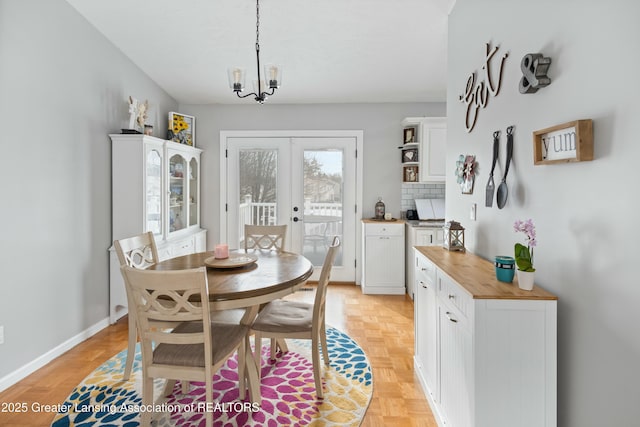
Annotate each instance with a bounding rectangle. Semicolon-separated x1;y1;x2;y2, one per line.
459;42;509;133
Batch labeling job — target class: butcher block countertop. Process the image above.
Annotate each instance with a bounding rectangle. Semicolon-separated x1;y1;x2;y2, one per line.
415;246;558;300
362;218;406;224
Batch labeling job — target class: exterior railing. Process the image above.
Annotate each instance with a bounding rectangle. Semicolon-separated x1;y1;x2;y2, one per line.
238;197;342;245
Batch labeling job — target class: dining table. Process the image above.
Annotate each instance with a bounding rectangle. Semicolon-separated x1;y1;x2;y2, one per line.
147;249;314;404
149;248;314;311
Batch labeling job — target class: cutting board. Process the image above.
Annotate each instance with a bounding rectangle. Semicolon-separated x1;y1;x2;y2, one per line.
415;199;445;220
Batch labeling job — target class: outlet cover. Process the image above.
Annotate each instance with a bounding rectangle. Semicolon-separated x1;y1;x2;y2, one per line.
0;326;4;344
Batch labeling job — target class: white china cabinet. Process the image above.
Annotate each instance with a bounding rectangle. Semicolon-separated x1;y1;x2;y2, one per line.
413;247;557;427
108;134;206;323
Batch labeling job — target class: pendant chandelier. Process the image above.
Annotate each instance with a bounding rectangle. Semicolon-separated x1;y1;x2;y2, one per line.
227;0;282;104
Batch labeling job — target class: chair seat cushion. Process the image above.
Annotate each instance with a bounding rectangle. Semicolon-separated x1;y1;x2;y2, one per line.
251;300;313;333
153;322;248;367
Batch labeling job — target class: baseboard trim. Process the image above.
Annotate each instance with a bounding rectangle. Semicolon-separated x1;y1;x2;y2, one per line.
0;317;110;393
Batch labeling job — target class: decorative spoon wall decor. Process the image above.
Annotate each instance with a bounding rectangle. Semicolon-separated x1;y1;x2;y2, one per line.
496;126;514;209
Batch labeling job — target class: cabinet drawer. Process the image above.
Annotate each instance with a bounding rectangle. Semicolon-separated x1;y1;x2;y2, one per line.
157;236;195;261
172;237;195;257
366;223;403;236
416;253;436;286
438;271;472;319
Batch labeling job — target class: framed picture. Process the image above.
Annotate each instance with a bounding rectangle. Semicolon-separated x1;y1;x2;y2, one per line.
532;119;593;165
402;148;418;163
403;165;419;182
168;112;195;147
403;126;417;144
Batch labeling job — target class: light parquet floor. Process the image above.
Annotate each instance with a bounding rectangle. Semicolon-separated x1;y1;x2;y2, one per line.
0;284;437;427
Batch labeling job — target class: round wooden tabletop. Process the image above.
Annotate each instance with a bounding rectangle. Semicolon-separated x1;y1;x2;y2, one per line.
148;250;314;302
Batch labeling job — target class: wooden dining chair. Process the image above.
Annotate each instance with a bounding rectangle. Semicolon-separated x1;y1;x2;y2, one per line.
251;236;341;398
113;231;159;381
120;265;259;427
244;224;287;251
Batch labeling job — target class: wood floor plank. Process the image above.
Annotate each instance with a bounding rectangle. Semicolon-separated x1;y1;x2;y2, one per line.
0;284;436;426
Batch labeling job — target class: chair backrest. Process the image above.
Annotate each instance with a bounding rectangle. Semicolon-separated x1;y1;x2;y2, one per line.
114;231;159;269
244;224;287;251
120;266;213;370
313;236;341;324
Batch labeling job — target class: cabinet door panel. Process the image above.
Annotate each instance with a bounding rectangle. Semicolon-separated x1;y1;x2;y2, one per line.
423;126;447;178
439;304;472;427
415;256;440;401
188;157;199;227
365;235;404;285
168;152;188;234
145;146;163;236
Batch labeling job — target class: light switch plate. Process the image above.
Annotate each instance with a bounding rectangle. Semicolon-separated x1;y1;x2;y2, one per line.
470;203;477;221
0;326;4;344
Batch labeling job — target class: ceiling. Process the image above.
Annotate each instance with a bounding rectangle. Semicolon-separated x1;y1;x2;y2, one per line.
65;0;455;105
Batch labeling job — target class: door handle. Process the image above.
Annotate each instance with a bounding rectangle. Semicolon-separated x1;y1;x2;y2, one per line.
445;311;458;323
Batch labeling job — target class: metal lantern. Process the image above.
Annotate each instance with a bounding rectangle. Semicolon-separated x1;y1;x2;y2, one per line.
443;220;465;252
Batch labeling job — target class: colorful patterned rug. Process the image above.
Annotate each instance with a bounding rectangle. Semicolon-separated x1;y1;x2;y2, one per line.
51;327;372;426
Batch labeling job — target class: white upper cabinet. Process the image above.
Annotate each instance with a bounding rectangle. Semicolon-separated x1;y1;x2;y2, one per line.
401;117;447;182
420;117;447;181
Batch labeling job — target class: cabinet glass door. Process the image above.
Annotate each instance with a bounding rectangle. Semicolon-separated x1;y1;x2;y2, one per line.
145;147;163;236
188;158;199;227
168;153;187;233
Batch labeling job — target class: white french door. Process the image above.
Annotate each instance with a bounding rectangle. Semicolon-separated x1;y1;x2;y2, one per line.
221;131;361;282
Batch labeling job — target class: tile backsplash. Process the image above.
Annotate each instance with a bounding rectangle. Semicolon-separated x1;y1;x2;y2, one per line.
401;183;446;214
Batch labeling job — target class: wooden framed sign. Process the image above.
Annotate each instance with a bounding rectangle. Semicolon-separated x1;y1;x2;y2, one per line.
532;119;593;165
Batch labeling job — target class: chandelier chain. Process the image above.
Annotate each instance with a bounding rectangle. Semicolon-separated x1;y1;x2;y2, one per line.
255;0;260;51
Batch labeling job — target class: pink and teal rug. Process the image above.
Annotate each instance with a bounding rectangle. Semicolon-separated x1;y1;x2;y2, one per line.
51;327;372;426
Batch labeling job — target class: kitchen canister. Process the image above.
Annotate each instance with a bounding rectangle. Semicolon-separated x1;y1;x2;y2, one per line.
494;256;515;283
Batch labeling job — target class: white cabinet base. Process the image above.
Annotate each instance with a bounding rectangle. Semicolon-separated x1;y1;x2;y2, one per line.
361;220;405;295
414;247;557;427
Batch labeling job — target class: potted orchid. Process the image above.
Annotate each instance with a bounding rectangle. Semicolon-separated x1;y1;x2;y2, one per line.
514;219;536;290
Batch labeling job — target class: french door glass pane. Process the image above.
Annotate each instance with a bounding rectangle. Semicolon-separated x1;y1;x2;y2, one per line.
238;149;278;244
302;149;343;266
145;148;162;235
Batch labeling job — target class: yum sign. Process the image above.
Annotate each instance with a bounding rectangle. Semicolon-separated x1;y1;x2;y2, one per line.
459;42;509;133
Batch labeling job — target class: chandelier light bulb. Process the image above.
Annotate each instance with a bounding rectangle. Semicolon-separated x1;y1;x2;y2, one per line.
227;67;246;92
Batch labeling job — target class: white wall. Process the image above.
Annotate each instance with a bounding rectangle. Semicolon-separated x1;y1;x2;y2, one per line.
0;0;177;382
447;0;640;425
179;103;445;248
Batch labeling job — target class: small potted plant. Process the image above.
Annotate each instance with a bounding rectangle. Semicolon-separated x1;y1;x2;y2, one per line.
514;219;536;290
